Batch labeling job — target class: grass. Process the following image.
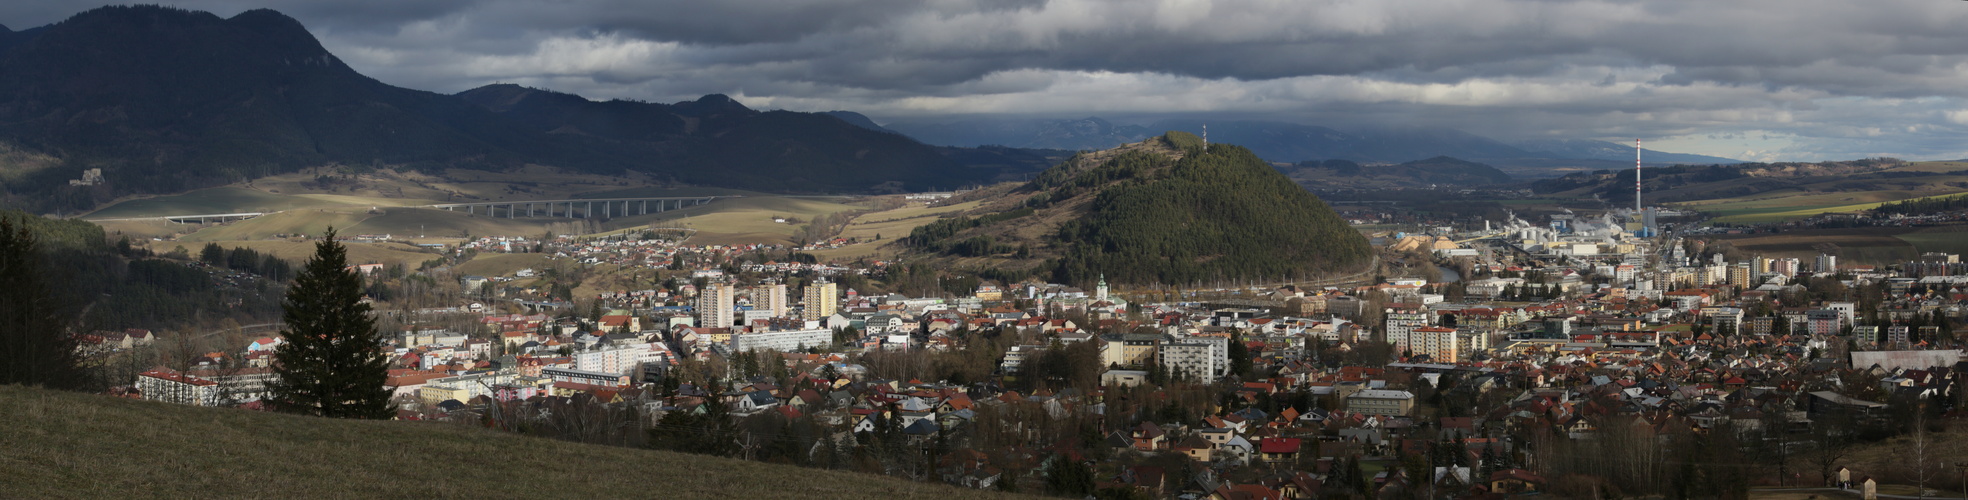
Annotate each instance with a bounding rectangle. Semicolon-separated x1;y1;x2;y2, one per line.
1674;189;1965;224
241;240;436;267
1746;490;1859;499
1676;187;1968;223
612;196;867;246
0;384;1019;500
1896;226;1968;256
173;208;568;242
797;200;986;261
451;253;554;278
1715;228;1920;263
83;187;349;219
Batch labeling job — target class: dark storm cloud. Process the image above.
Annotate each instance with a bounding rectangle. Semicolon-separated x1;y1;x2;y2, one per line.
6;0;1968;160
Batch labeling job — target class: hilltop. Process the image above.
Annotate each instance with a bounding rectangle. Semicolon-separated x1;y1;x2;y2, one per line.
901;132;1372;286
0;384;1018;499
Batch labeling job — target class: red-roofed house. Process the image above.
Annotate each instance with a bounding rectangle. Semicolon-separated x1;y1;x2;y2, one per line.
1259;438;1302;464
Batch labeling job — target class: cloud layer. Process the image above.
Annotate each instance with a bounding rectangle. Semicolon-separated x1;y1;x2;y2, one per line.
8;0;1968;161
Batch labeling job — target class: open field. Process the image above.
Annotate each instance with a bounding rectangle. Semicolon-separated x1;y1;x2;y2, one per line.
799;199;988;261
1673;189;1968;224
1712;227;1922;263
166;240;440;267
451;253;555;278
1711;224;1968;264
85;165;683;221
83;187;354;219
0;385;1017;500
605;196;866;246
1895;225;1968;256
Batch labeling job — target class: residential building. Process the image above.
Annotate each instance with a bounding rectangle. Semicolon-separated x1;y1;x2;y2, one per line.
1396;326;1460;363
1886;325;1912;350
758;282;790;318
1808;309;1843;336
804;280;839;323
542;367;630;388
699;281;736;329
732;328;832;352
1159;341;1224;381
1384;308;1432;343
1346;389;1416;416
137;368;220;407
1002;345;1044;374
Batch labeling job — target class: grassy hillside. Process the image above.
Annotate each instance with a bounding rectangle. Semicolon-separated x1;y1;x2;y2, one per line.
83;187;347;219
613;196;866;246
0;385;1020;499
1670;189;1968;224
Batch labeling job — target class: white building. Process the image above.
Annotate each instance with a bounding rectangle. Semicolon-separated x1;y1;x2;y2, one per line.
1002;345;1044;374
1384;308;1432;343
137;368;220;407
575;341;659;374
1159;341;1225;381
731;328;832;353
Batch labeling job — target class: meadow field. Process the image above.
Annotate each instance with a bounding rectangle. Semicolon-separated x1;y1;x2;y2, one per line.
0;385;1016;500
1674;189;1965;224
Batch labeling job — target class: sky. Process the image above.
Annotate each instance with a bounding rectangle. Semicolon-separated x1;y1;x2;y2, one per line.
6;1;1968;162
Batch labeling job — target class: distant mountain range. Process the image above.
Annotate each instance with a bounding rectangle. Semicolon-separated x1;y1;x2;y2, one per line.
880;117;1742;168
1280;156;1514;188
0;6;1014;212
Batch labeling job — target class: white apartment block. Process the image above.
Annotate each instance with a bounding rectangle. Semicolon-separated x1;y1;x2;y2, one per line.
1158;342;1224;381
731;328;832;353
137;369;221;407
575;341;658;374
1384;308;1432;343
1002;345;1044;374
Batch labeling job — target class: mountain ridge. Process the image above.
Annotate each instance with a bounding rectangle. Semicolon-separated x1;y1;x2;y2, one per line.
0;6;993;212
880;116;1742;167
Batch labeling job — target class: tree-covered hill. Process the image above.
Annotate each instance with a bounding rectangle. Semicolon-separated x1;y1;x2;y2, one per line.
904;132;1372;286
0;209;283;335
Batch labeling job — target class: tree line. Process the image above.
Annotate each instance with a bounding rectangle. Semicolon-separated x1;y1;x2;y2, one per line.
1872;192;1968;215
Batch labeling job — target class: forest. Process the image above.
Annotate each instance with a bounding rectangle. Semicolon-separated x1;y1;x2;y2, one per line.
1048;143;1373;286
1;210;285;333
1872;192;1968;215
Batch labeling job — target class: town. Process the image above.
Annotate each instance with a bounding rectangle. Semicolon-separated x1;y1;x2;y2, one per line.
97;203;1968;500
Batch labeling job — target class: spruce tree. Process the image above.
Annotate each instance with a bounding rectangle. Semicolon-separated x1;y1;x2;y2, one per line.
0;216;84;388
268;228;393;419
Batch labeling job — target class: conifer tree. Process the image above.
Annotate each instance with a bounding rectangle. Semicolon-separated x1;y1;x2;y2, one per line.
0;216;84;388
268;228;393;419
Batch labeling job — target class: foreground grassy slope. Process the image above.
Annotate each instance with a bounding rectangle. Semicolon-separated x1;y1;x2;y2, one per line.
0;385;1018;500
